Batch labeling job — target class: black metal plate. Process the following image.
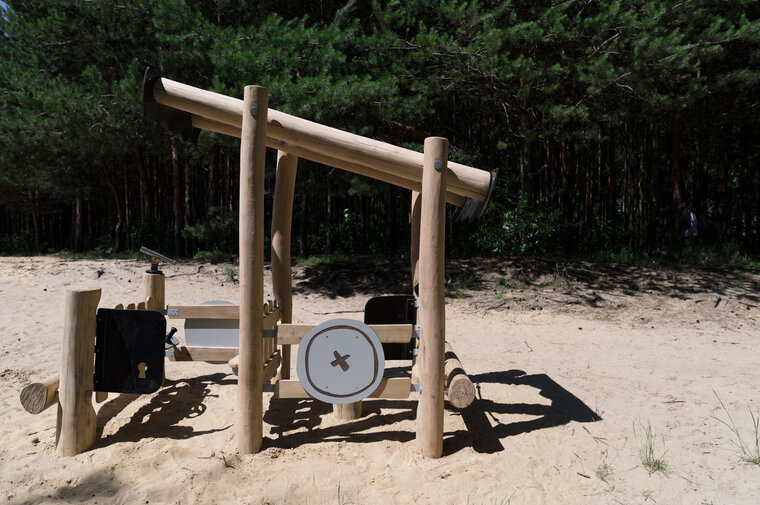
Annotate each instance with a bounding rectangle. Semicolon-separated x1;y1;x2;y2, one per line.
364;296;417;360
93;309;166;394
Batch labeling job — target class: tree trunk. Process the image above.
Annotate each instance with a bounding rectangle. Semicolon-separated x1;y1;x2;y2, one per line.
325;179;332;254
170;134;184;256
647;124;660;252
73;189;83;254
667;114;683;247
103;163;124;253
134;145;151;219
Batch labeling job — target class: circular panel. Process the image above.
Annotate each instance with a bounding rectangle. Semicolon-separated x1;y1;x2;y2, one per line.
296;319;385;404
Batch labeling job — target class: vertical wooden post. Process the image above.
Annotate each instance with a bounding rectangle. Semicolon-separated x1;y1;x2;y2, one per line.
410;190;421;385
334;402;362;420
56;287;101;456
410;190;421;293
143;272;165;311
415;137;448;458
237;85;268;454
271;150;298;381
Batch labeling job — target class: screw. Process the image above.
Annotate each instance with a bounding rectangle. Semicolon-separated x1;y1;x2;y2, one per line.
434;160;442;170
250;106;258;116
278;140;285;146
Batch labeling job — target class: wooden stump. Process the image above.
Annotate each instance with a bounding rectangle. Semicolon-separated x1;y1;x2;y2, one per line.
56;287;101;456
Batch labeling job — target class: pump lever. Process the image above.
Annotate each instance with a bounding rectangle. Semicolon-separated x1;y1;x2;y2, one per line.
139;246;177;274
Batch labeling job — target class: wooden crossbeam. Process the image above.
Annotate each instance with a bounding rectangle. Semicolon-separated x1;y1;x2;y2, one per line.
273;377;411;400
276;323;415;345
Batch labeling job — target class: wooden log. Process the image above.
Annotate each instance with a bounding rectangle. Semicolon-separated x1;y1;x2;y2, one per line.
191;116;467;207
276;323;414;345
333;402;362;420
136;301;146;310
410;190;421;383
444;342;476;409
274;378;410;400
237;85;268;454
20;375;59;414
416;137;448;459
151;77;490;201
95;391;108;403
56;287;101;456
126;303;135;310
143;272;165;311
114;303;124;310
271;150;297;381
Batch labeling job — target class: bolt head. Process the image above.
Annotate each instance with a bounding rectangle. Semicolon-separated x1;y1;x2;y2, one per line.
250;106;258;116
434;160;443;170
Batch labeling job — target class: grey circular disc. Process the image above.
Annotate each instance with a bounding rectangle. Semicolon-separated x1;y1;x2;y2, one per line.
296;319;385;404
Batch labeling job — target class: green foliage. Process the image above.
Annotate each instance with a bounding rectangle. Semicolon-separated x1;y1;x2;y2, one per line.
472;197;562;256
182;206;238;251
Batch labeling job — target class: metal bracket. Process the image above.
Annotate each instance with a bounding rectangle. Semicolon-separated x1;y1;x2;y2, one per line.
167;308;179;316
412;348;419;356
263;329;277;339
413;325;421;340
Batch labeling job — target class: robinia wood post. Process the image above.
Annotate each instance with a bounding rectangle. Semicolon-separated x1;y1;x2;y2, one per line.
416;137;448;458
56;287;101;456
410;190;421;385
237;85;268;454
271;150;298;381
143;272;165;311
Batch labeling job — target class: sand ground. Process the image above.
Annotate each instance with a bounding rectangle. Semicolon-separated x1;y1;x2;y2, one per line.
1;256;758;505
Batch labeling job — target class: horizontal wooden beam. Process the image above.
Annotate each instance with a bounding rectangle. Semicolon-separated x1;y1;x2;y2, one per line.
276;323;415;346
171;346;240;362
273;377;411;400
229;350;281;381
151;77;491;202
191;115;467;207
166;305;281;324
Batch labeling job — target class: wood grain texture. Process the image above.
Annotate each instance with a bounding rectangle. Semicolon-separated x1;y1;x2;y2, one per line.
333;402;362;420
20;375;59;414
444;342;476;409
415;137;448;459
56;287;101;456
237;85;268;454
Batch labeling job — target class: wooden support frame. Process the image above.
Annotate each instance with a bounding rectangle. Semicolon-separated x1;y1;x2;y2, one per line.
416;137;448;458
277;323;414;345
237;85;268;454
274;378;411;400
150;77;490;202
271;150;298;381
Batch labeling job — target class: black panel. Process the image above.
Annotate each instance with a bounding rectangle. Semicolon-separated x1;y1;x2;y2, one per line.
364;296;417;360
94;309;166;394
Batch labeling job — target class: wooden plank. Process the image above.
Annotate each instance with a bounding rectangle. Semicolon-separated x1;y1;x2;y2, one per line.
165;305;280;322
274;378;411;400
416;137;448;459
166;305;240;319
56;287;101;457
173;346;240;362
277;323;414;346
152;77;490;202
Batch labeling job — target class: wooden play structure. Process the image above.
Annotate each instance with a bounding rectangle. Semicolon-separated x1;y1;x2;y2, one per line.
19;69;495;459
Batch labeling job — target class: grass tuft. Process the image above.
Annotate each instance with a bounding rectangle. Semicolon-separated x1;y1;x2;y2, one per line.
712;391;760;465
635;421;669;475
